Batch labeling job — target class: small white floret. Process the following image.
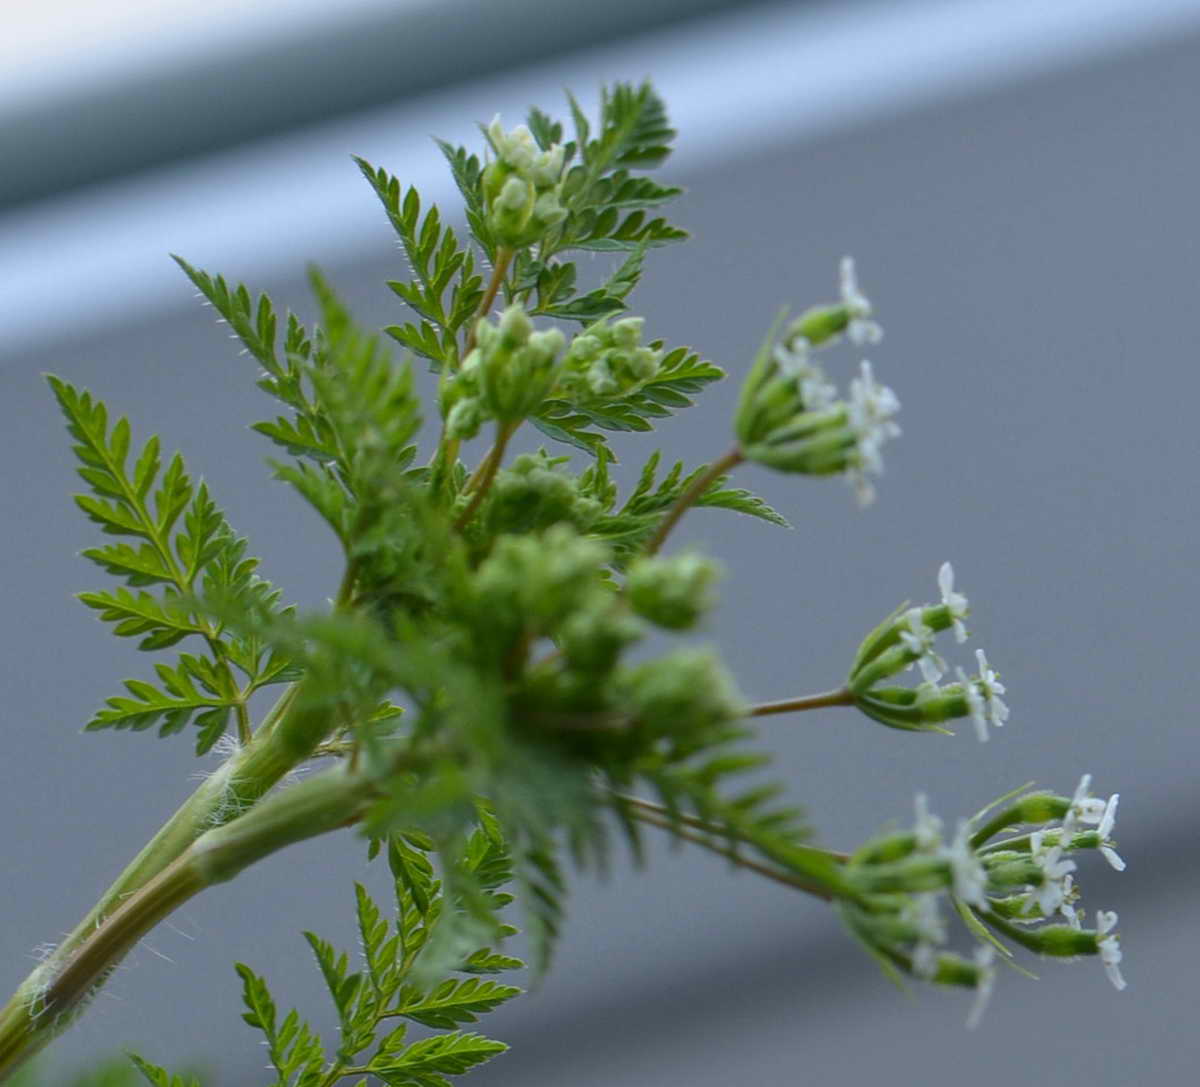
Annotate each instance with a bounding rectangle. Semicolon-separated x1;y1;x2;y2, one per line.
840;256;884;345
913;792;944;852
1095;793;1126;870
846;360;901;506
1061;774;1110;838
937;561;970;643
1025;829;1077;917
961;649;1008;743
966;946;997;1029
1096;910;1126;991
944;819;987;908
899;607;946;684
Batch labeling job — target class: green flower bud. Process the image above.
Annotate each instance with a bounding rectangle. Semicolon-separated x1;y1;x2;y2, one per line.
531;190;567;231
483;118;569;247
612;316;645;348
970;792;1069;845
527;327;565;363
486;450;603;537
586;361;618;397
1015;923;1100;958
849;683;963;733
626;553;720;631
556;316;661;403
567;334;602;363
446;397;484;440
475;304;564;422
629;345;661;380
473;524;611;644
497;302;533;347
530;144;565;187
615;649;744;748
559;605;643;677
785;304;851;348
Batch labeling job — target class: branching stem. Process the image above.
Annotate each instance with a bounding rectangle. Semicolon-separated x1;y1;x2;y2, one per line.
748;688;855;717
0;764;380;1081
623;802;837;902
462;246;514;361
454;419;519;530
644;443;745;556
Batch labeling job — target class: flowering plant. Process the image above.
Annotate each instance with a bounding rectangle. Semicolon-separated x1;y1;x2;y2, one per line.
0;82;1125;1085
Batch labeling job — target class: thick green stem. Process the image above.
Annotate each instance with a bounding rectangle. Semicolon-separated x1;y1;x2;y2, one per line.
0;764;376;1082
0;684;340;1082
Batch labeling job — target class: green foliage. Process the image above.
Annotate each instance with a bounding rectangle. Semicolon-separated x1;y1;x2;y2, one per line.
129;835;521;1087
50;375;293;753
127;1056;203;1087
552;82;687;252
85;653;236;751
589;451;788;564
22;75;1036;1087
355;157;484;372
532;343;723;458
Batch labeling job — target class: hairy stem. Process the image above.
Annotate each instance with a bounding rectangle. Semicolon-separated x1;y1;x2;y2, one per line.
644;444;745;556
0;680;339;1082
461;246;514;361
0;765;378;1081
747;688;855;717
454;419;519;530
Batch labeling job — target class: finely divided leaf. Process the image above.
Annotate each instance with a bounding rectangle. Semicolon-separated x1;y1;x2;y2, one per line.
533;345;723;458
356;155;483;371
369;1031;508;1082
86;654;238;754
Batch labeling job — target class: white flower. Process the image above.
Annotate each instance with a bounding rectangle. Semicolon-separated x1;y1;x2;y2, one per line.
840;256;884;345
913;793;944;852
772;338;809;375
1058;874;1082;929
1060;774;1111;838
937;561;969;643
965;945;997;1029
1096;794;1126;871
1025;829;1077;917
899;607;946;684
1096;910;1126;991
847;361;901;470
912;941;939;981
846;360;901;506
902;893;947;979
958;648;1008;742
800;371;839;412
944;819;987;907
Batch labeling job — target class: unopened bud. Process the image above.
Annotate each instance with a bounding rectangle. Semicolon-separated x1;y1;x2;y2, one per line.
626;553;720;631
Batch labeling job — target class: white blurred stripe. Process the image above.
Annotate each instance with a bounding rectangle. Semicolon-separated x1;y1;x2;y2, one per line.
3;0;1199;357
0;0;433;109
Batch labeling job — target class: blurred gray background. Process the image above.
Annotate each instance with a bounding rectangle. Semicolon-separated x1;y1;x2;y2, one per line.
3;0;1199;1082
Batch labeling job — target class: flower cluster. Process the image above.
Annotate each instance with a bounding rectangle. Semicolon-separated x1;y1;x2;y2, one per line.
841;776;1126;1026
442;304;565;437
482;118;568;247
556;315;664;402
736;259;899;504
848;563;1007;741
